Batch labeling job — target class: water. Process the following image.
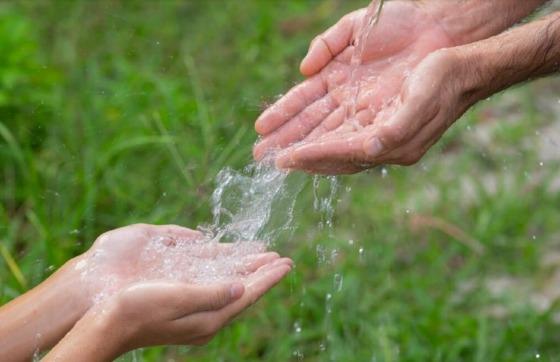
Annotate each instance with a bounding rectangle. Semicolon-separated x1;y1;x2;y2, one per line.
78;0;386;311
346;0;384;129
204;161;299;244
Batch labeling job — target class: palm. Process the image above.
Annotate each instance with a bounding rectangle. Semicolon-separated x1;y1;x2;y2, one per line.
254;1;453;173
78;224;276;302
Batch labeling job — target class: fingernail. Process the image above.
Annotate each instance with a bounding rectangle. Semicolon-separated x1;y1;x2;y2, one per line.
229;283;245;299
366;137;384;157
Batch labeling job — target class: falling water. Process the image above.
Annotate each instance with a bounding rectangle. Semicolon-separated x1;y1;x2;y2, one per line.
77;0;388;306
80;160;310;303
346;0;384;129
204;161;300;244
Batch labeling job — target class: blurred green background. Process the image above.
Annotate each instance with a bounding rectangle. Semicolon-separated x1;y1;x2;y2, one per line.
1;0;560;361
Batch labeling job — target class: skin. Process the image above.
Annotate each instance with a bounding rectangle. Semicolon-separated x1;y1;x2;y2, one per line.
44;259;292;361
253;0;549;174
0;224;292;361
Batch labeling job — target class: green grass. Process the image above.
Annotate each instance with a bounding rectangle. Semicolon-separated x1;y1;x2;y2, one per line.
1;1;560;361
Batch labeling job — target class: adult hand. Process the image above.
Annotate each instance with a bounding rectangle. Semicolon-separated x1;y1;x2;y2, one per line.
44;257;293;361
253;0;547;174
253;1;455;173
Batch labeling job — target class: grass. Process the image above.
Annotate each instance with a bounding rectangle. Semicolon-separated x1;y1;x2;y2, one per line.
1;0;560;361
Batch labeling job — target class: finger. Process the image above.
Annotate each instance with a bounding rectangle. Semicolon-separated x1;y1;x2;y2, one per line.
236;252;281;274
253;94;337;160
255;75;327;136
150;224;205;243
302;163;364;175
171;260;292;336
362;94;438;161
276;133;370;172
214;259;292;319
300;12;357;76
302;106;345;142
171;282;245;318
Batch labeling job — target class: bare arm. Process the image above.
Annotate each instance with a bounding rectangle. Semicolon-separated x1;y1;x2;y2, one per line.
0;259;87;361
253;0;552;173
428;0;550;45
458;11;560;100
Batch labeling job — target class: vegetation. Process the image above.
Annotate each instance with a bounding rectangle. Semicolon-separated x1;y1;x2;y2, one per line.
1;1;559;360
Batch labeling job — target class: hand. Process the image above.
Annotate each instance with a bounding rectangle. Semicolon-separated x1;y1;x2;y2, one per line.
0;223;284;361
44;258;293;361
253;1;455;173
77;224;282;303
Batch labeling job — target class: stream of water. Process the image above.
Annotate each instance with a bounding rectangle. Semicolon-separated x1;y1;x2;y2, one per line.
82;0;384;303
347;0;384;129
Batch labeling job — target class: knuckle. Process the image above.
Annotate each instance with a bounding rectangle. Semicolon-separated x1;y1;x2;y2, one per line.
380;125;406;147
210;289;230;309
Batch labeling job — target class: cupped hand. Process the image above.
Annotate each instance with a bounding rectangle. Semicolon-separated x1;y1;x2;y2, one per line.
253;1;456;173
274;48;479;173
106;257;292;351
44;257;292;361
76;224;282;303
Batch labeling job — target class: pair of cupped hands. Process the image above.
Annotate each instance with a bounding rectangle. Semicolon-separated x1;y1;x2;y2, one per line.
22;224;291;361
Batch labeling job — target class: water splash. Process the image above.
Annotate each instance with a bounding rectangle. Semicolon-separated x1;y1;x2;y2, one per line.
313;175;340;230
81;160;308;304
203;161;302;244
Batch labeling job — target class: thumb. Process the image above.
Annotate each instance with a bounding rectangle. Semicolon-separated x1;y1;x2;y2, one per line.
179;283;245;314
300;12;355;76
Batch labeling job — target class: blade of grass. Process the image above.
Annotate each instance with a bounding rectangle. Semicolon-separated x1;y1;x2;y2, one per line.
0;242;28;290
151;112;196;187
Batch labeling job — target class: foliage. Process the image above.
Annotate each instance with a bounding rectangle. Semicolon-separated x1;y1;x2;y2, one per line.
1;1;559;360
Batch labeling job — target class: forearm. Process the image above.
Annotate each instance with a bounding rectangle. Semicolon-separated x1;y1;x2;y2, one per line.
456;11;560;101
425;0;549;45
0;258;88;361
43;306;124;362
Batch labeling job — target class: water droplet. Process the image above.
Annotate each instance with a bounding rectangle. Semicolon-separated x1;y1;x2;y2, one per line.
536;353;541;359
330;248;339;263
333;273;344;292
293;321;302;334
381;167;388;178
292;350;304;360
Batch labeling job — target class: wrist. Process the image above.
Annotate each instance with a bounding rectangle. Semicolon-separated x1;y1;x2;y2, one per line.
0;256;91;360
59;255;92;313
44;304;127;362
422;0;548;45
